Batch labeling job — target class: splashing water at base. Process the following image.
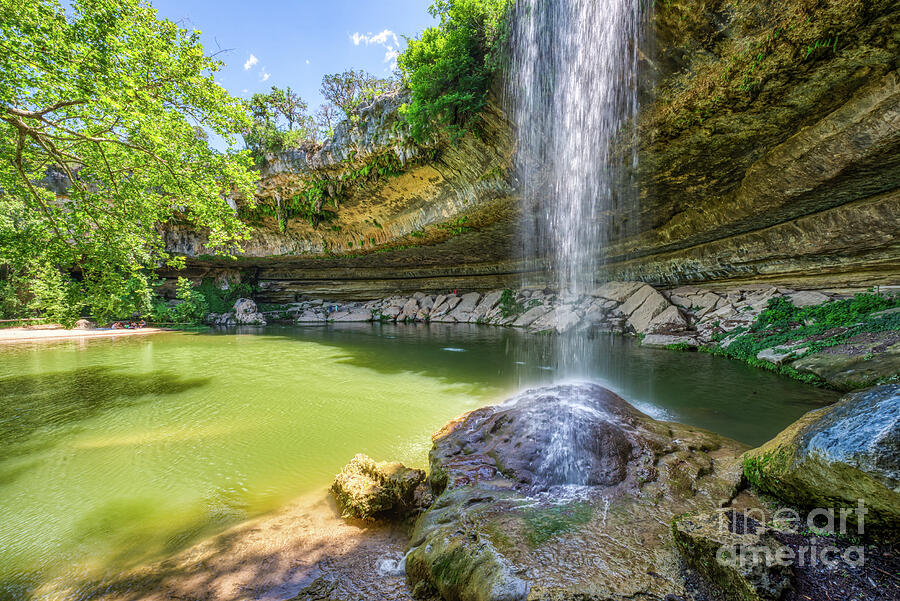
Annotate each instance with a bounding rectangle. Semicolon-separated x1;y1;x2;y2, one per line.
507;0;650;482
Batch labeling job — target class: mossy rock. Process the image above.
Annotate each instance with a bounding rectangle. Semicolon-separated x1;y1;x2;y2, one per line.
330;453;425;520
406;384;752;600
742;384;900;530
673;511;793;601
792;343;900;391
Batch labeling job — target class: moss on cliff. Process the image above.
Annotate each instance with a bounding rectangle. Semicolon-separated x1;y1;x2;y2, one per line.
649;0;895;135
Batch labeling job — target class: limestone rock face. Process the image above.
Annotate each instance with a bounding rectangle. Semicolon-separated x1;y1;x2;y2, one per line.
331;454;426;521
743;384;900;528
160;2;899;297
406;384;747;601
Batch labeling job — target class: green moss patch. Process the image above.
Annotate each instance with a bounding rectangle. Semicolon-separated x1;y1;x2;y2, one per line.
703;291;900;387
522;501;593;547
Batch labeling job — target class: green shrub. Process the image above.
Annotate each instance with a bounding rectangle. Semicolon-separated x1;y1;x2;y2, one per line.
149;299;174;324
195;278;254;314
170;277;208;324
26;266;83;328
81;270;153;326
0;278;25;320
398;0;511;143
499;288;523;317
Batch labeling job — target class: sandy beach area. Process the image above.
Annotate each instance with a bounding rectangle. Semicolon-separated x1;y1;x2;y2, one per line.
39;489;413;601
0;325;169;344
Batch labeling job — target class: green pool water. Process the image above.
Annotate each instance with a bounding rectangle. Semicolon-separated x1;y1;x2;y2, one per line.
0;324;838;599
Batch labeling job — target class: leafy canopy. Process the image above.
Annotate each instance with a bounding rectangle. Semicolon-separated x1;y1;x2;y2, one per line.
397;0;510;143
0;0;258;325
243;85;317;154
320;69;398;119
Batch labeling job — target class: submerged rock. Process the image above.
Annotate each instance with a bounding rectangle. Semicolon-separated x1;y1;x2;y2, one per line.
743;384;900;529
331;454;426;521
406;383;748;600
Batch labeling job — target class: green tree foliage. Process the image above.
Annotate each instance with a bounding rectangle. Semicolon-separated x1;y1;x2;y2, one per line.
0;0;259;324
397;0;510;143
315;103;339;140
243;85;317;153
149;277;254;324
319;69;398;120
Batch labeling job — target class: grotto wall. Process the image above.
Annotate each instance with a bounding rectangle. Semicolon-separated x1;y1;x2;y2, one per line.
163;0;899;300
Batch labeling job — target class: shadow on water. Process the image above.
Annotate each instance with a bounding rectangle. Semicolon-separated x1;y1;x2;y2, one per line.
0;367;211;466
62;503;408;601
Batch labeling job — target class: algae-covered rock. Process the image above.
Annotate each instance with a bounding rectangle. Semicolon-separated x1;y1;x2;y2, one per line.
792;341;900;391
406;384;749;600
331;454;425;520
743;384;900;528
673;511;794;601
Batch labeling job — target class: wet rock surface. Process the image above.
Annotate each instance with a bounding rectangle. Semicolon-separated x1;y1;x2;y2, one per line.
742;384;900;529
406;383;748;601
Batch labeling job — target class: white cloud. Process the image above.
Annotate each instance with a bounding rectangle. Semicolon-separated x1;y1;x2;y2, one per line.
306;59;310;65
242;88;249;94
243;54;258;70
351;30;401;70
384;49;399;70
259;69;270;82
351;29;398;48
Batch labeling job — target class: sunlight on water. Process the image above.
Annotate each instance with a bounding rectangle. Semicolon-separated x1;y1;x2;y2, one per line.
0;325;835;599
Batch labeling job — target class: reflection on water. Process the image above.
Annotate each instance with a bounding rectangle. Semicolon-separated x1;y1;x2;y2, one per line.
0;324;837;599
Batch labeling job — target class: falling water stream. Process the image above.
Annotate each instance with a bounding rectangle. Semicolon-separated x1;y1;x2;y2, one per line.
507;0;650;483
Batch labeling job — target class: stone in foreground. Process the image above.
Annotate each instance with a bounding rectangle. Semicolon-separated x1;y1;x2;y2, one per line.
674;511;793;601
406;383;748;601
742;384;900;529
331;454;425;521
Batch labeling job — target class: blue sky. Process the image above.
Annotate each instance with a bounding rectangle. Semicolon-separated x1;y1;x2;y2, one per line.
150;0;436;141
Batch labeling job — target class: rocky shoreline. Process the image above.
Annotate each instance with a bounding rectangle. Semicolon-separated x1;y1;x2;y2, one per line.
206;281;900;391
315;383;899;601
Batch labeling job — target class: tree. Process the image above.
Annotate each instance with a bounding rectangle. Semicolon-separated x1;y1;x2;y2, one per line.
243;86;316;153
397;0;510;143
268;86;307;131
0;0;258;325
320;69;397;119
315;103;339;139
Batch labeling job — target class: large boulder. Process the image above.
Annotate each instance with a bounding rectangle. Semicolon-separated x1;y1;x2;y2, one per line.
742;384;900;529
619;284;674;334
233;298;267;325
331;454;426;521
406;384;748;601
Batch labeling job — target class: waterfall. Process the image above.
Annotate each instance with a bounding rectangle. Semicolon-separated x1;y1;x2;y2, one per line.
506;0;649;484
507;0;648;378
